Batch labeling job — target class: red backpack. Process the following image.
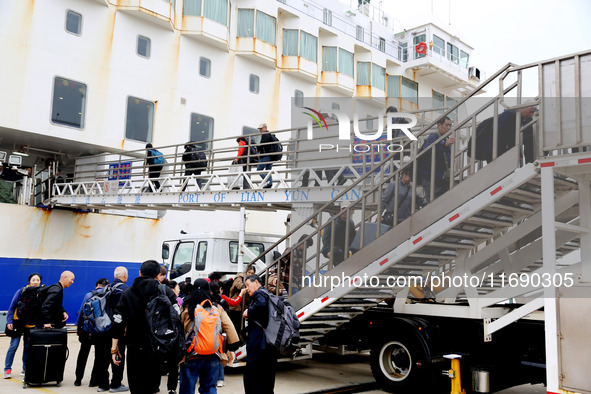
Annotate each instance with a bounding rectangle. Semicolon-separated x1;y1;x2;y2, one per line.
186;299;223;356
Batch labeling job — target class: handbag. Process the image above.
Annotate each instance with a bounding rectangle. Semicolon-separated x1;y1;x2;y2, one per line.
5;322;23;338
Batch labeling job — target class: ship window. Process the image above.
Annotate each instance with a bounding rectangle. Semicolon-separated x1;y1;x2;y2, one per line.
433;35;445;56
323;46;337;72
378;37;385;52
447;43;459;64
51;77;87;129
413;34;426;59
300;31;317;62
357;62;370;86
237;9;254;37
372;64;385;90
256;11;276;45
356;25;363;41
125;96;154;143
184;0;202;16
401;77;418;104
398;42;408;62
65;10;82;35
199;57;211;78
229;241;265;264
432;90;444;113
204;0;228;26
460;50;469;68
387;75;418;104
243;126;260;145
249;74;259;94
338;48;354;77
332;103;340;110
190;113;214;151
323;9;332;26
283;29;298;56
137;35;151;58
366;115;373;130
294;90;303;108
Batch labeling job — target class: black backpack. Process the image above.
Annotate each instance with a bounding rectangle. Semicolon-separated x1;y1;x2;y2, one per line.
269;135;283;162
195;151;207;168
255;289;300;356
15;285;47;326
145;284;185;362
467;117;494;161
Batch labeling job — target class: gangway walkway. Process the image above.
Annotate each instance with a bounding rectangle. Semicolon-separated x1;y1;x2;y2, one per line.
49;50;591;393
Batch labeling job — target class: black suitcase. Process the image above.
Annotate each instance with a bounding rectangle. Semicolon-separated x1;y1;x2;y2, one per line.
24;328;68;388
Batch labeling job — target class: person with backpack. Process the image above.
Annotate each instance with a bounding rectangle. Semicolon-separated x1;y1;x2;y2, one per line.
145;143;165;191
182;143;207;190
256;123;281;189
418;116;455;204
39;270;75;329
111;260;178;394
3;273;42;379
380;167;426;227
242;274;278;394
179;279;239;394
73;278;110;390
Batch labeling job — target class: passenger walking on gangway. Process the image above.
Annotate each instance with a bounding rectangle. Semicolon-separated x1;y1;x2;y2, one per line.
256;123;274;189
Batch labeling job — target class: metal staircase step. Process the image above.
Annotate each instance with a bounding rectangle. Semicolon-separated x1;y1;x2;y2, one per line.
303;315;352;324
315;307;365;316
299;324;337;333
330;299;378;308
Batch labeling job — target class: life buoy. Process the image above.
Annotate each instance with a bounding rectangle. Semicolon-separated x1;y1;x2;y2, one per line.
415;41;427;55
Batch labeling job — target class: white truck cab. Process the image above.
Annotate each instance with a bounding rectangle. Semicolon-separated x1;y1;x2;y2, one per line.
162;231;280;283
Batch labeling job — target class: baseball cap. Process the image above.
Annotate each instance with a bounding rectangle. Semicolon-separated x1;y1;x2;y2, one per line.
257;123;267;129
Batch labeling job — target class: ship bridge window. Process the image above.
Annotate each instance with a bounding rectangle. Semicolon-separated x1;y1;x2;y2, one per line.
357;62;370;86
243;126;260;144
387;75;418;104
372;64;385;90
432;35;445;56
65;10;82;36
183;0;229;25
413;34;426;59
190;113;214;151
460;50;469;68
199;57;211;78
398;42;408;62
378;37;385;52
137;35;151;58
447;43;459;64
51;77;87;129
249;74;259;94
125;96;154;143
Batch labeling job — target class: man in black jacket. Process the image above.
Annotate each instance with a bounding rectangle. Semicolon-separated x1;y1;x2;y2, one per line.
242;274;277;394
111;260;177;394
40;271;75;328
256;123;275;189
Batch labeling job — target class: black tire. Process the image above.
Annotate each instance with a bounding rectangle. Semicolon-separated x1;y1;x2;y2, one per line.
369;334;434;393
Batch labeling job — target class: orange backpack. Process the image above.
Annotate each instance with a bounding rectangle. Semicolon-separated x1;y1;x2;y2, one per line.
186;299;223;356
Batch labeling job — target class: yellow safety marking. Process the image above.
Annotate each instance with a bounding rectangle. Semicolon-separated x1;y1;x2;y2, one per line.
7;378;58;393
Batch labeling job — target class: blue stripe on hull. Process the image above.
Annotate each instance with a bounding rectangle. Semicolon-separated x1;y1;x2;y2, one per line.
1;258;141;324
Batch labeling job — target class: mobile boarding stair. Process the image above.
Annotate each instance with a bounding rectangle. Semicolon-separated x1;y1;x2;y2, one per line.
245;51;591;394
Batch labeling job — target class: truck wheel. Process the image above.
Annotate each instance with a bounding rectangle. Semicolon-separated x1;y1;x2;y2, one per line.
370;335;432;393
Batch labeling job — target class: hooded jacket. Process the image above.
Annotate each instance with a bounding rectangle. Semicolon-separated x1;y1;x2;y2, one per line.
111;276;177;348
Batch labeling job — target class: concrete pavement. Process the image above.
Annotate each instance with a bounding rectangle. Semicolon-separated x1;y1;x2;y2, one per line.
0;333;545;393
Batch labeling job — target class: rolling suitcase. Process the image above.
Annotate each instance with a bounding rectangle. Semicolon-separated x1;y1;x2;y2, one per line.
24;328;68;388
